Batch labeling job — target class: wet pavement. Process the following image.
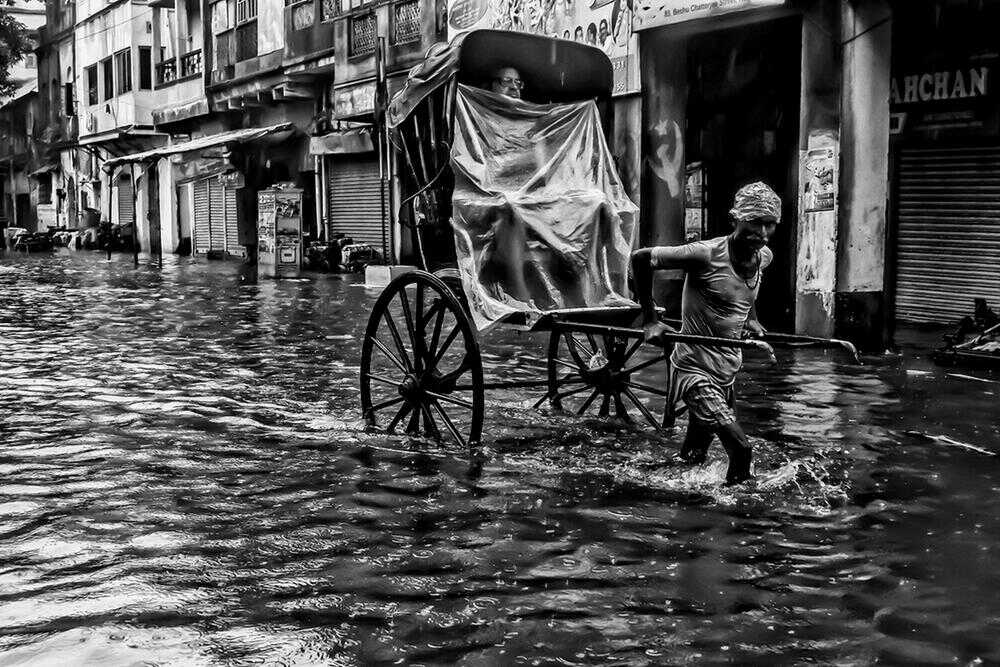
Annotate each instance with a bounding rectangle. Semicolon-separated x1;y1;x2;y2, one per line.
1;250;999;665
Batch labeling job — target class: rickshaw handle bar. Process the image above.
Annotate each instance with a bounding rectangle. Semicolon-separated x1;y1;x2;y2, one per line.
552;320;777;355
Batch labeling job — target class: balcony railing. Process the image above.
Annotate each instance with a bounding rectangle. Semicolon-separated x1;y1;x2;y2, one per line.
236;20;258;62
156;57;178;86
180;49;203;78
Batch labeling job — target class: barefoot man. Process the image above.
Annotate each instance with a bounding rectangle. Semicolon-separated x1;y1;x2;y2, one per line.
630;182;781;485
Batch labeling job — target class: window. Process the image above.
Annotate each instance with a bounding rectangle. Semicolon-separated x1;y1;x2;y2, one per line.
392;0;420;45
86;64;98;105
320;0;339;22
64;82;74;115
235;0;257;23
139;46;152;90
211;0;232;33
23;53;36;69
101;57;113;100
115;49;132;94
349;13;376;57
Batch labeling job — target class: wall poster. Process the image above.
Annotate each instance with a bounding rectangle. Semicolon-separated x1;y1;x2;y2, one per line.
447;0;640;95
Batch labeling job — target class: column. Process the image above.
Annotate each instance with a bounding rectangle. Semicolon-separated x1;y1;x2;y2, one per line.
794;1;841;337
836;1;892;351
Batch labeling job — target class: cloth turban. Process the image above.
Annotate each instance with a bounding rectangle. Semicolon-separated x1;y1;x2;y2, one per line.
730;182;782;223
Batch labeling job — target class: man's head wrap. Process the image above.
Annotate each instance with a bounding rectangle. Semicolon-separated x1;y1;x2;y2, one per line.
730;181;782;223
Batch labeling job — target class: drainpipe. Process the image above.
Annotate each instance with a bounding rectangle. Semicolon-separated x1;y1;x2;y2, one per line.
313;154;323;242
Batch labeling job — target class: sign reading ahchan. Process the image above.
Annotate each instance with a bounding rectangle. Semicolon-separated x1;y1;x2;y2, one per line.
891;66;990;106
633;0;785;31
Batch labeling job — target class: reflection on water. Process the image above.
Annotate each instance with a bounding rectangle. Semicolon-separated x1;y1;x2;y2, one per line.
1;252;999;664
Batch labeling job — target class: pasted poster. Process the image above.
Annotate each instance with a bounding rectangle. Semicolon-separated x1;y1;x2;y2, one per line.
257;190;276;264
683;161;705;242
802;135;837;213
633;0;785;31
447;0;640;95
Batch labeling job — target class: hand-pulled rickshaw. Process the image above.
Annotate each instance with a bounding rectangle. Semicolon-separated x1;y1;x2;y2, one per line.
359;30;782;450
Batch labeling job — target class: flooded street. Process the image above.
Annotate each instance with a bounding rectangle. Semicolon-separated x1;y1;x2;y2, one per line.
2;251;999;665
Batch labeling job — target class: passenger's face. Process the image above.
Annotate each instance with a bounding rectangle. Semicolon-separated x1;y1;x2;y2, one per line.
733;217;778;250
491;67;523;99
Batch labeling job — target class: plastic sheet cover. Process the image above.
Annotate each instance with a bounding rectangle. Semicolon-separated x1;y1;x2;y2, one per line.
450;84;638;330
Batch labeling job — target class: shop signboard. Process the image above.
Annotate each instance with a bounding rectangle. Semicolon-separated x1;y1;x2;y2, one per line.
447;0;640;95
889;58;998;136
633;0;785;32
332;81;377;120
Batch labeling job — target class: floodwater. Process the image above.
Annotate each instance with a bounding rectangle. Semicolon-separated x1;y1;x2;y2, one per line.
1;251;998;666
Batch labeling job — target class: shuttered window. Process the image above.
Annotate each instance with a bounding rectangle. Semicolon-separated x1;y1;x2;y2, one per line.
193;178;211;254
326;156;387;249
894;145;1000;324
117;179;134;231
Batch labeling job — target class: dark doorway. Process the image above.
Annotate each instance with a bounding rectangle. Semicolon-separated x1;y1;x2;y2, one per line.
685;17;801;330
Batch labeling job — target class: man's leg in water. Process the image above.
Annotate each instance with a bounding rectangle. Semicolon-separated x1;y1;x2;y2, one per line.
679;419;714;463
716;421;752;485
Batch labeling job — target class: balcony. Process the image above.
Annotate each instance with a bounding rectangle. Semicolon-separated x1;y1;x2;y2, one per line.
156;57;177;86
285;0;337;63
180;49;203;78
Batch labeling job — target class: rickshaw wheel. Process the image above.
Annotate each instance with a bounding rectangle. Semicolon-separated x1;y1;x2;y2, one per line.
360;270;485;450
545;328;670;429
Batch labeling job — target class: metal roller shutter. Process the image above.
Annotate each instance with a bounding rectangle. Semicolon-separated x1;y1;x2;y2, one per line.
326;155;387;249
895;145;1000;324
193;179;211;255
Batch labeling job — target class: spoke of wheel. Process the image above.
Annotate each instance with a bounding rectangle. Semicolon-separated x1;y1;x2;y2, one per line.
625;381;668;397
430;399;467;449
621;354;667;376
382;308;414;373
406;408;421;434
370;395;406;413
369;336;409;374
567;333;594;360
433;324;462;367
366;372;405;388
420;402;440;438
556;383;596;402
614;393;631;421
552;357;580;372
531;374;587;409
575;388;601;415
598;393;611;417
624;338;643;362
424;389;474;410
386;403;412;433
397;289;419;371
623;387;659;428
426;300;446;364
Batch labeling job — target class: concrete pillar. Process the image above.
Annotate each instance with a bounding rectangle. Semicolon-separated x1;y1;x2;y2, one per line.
794;1;841;337
639;30;687;312
837;1;892;352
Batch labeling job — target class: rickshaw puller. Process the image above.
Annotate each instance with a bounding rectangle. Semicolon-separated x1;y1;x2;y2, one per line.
630;182;781;485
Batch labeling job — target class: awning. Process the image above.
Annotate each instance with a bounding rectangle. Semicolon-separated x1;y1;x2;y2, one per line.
309;128;374;155
29;163;59;178
104;123;295;168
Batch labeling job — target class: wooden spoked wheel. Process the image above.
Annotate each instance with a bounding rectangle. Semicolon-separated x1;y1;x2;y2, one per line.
360;271;485;449
544;328;670;428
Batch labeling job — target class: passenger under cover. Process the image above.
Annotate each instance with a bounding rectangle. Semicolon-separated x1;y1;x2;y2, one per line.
449;84;638;330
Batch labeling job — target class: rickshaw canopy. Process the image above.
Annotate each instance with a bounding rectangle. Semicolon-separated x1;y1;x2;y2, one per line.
387;30;614;130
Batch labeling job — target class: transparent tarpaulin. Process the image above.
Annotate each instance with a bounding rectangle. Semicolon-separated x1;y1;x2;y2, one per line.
450;84;639;330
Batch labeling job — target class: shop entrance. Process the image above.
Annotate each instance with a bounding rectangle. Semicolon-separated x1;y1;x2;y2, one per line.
684;17;801;330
